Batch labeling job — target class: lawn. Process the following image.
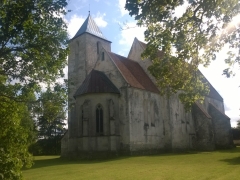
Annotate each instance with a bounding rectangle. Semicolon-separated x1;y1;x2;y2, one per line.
23;147;240;180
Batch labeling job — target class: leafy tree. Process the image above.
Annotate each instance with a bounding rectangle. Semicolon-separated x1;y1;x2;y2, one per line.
125;0;240;110
30;83;67;155
0;0;68;179
237;119;240;129
0;97;33;180
37;84;67;139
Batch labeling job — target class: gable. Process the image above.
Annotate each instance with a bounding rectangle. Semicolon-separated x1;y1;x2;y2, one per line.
108;52;159;94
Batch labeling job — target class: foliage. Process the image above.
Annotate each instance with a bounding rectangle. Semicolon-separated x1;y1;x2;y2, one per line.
0;97;33;180
237;119;240;129
125;0;240;110
29;83;67;155
231;127;240;140
0;0;68;179
29;137;63;156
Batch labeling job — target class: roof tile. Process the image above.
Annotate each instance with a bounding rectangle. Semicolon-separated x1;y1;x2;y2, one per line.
72;14;109;41
108;52;160;94
74;69;120;97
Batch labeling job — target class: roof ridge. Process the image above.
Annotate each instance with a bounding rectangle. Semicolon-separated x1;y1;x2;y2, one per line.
108;51;139;64
208;102;230;120
198;70;223;102
71;14;109;41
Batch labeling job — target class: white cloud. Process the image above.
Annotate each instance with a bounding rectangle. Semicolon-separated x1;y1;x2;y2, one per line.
93;12;108;28
118;0;128;16
117;21;146;56
199;45;240;127
67;14;85;38
119;21;146;45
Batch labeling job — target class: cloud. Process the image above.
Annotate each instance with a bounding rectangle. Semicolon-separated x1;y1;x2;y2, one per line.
199;44;240;128
118;0;128;16
116;21;146;56
93;12;108;28
226;109;239;127
119;21;146;45
67;14;85;38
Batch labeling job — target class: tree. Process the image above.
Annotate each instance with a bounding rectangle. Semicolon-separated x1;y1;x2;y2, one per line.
125;0;240;110
32;83;67;155
0;97;33;180
237;119;240;129
0;0;68;179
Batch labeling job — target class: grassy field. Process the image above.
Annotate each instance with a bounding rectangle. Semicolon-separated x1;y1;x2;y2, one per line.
23;147;240;180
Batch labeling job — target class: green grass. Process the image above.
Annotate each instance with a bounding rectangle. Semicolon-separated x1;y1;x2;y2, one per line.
23;147;240;180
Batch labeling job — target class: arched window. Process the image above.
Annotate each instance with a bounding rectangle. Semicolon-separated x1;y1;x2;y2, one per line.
96;104;103;134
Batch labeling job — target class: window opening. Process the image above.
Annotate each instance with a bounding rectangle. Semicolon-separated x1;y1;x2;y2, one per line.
97;42;99;54
96;104;103;134
101;52;104;61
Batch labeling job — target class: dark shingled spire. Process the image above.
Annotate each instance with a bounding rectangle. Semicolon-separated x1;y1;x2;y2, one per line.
72;14;108;41
74;70;120;98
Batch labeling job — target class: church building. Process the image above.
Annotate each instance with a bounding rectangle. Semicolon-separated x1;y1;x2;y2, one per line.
61;14;232;157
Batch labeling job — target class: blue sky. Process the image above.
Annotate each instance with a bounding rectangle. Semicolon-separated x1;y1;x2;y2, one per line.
64;0;240;127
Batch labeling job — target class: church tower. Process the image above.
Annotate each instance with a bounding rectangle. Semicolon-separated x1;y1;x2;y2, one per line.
68;13;111;136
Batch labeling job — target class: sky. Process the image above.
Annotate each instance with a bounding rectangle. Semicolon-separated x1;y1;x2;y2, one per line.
64;0;240;127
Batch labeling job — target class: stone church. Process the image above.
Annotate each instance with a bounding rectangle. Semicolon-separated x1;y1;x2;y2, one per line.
61;14;232;157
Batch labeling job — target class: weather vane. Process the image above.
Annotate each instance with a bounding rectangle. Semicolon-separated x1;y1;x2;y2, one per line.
89;3;90;15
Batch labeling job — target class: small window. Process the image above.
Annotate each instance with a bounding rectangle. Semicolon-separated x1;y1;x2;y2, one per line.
97;42;100;54
96;104;103;134
101;52;104;61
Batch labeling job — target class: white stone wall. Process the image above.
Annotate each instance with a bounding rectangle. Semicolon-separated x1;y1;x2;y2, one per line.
73;93;120;152
94;48;131;151
68;34;111;105
167;93;195;150
126;88;165;151
68;34;111;138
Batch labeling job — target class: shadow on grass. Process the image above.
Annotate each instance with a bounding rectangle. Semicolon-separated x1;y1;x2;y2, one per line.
220;156;240;165
215;146;240;153
23;146;240;170
23;156;131;170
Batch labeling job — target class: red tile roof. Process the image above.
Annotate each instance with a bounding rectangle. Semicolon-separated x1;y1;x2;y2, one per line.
107;52;160;94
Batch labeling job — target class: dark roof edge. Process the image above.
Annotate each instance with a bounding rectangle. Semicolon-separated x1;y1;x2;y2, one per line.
194;102;212;119
198;70;223;102
69;32;112;43
106;51;131;85
75;91;120;97
208;102;230;120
